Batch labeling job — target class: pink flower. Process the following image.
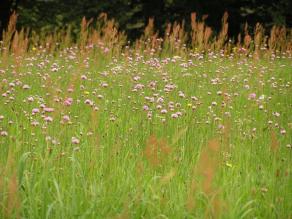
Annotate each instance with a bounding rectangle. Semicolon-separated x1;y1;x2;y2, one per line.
133;83;144;90
0;131;8;137
9;82;15;87
109;116;116;122
27;96;34;102
44;116;53;122
43;107;54;112
62;115;70;122
179;91;185;98
51;67;58;72
104;47;110;53
218;124;225;130
272;112;280;117
147;111;152;119
84;99;93;105
133;76;140;81
248;93;256;100
171;113;179;119
81;75;87;80
157;97;164;103
259;105;264;110
161;109;168;114
71;137;80;144
64;97;73;106
32;108;40;115
101;82;108;88
22;84;30;90
67;87;74;93
143;105;149;111
31;121;39;126
191;96;198;101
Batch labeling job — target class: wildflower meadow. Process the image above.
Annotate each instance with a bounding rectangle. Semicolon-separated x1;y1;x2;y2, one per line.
0;13;291;218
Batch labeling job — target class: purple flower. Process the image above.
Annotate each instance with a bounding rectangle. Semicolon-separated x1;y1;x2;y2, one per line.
179;91;185;98
161;109;168;114
84;99;93;105
71;137;80;144
44;116;53;122
43;107;54;112
67;87;74;93
27;96;34;102
143;105;149;111
62;115;70;122
248;93;256;100
171;113;179;119
104;47;110;53
101;82;108;88
64;97;73;106
31;121;39;126
32;108;40;115
81;75;87;80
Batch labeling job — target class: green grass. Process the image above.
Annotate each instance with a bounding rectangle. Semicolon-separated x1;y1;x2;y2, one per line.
0;50;291;218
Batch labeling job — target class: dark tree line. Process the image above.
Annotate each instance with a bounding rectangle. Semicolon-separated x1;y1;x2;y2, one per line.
1;0;292;40
0;0;19;38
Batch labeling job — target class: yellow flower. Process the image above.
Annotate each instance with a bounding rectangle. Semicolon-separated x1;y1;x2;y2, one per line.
84;91;90;95
187;103;192;107
225;162;233;168
32;47;37;51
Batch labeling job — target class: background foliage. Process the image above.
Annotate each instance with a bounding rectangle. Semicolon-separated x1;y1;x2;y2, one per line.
1;0;292;40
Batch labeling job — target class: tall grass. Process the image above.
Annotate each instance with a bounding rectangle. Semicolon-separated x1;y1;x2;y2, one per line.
0;12;291;218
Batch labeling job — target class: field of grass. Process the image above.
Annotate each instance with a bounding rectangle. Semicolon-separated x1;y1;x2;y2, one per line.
0;14;292;219
0;47;291;218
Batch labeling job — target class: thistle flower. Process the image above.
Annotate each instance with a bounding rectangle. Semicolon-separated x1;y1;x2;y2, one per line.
84;99;93;105
32;108;40;115
0;131;8;137
44;116;53;122
67;87;74;93
31;121;39;126
280;129;286;135
62;115;70;122
143;105;149;111
171;113;179;119
9;82;15;87
71;137;80;144
101;82;108;88
27;96;34;102
161;109;168;114
81;75;87;80
64;97;73;106
22;84;31;90
43;107;54;112
179;91;185;98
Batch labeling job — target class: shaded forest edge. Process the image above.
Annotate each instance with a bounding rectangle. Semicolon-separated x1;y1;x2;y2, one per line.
1;0;292;40
1;11;292;58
